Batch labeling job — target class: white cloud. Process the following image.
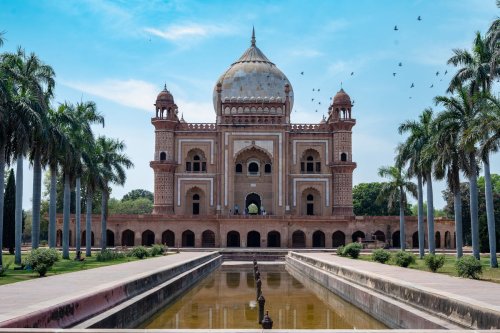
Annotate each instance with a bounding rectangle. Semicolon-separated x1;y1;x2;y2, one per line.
144;23;232;41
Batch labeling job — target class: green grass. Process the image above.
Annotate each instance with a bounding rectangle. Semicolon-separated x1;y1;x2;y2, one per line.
358;253;500;283
0;250;156;285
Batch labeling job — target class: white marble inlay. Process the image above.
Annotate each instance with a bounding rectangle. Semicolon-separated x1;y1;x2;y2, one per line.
293;178;329;207
177;139;215;164
177;177;214;206
292;139;329;165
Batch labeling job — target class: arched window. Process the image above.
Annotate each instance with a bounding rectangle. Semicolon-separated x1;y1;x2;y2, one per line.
192;194;200;215
264;163;271;173
186;150;207;173
159;152;166;161
306;194;314;215
248;162;259;175
300;149;321;174
340;153;347;162
235;163;243;173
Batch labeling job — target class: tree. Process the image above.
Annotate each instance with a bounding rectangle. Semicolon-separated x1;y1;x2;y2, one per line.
2;170;15;255
397;108;437;256
377;165;417;250
435;87;483;260
353;182;411;216
108;197;153;214
95;136;133;251
122;189;153;202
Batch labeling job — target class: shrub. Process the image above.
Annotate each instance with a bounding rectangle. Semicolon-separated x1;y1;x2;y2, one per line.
341;243;363;259
149;244;166;257
96;249;126;262
456;256;482;279
372;249;391;264
336;245;344;256
393;251;416;267
129;246;150;259
424;254;446;273
24;248;60;277
0;263;11;277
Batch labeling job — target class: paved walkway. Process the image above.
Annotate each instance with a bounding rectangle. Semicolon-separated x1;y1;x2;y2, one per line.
0;252;214;324
300;252;500;311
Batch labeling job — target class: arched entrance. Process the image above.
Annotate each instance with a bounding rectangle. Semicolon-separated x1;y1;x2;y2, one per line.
202;230;216;247
182;230;195;247
267;231;281;247
312;230;325;248
245;193;261;214
412;232;419;248
122;229;134;246
292;230;306;248
247;231;261;247
227;231;241;247
142;230;155;246
435;231;441;248
82;231;94;247
392;231;401;248
162;230;175;247
332;231;345;247
445;231;452;249
352;230;365;243
106;230;115;247
373;230;386;242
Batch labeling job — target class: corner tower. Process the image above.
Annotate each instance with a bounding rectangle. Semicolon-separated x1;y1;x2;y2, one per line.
150;85;179;214
328;88;356;216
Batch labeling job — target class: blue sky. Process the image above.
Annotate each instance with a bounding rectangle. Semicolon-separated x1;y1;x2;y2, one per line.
1;0;498;210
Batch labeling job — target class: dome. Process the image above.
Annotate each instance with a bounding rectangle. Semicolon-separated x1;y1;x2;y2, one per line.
213;29;294;112
332;88;351;107
156;85;174;104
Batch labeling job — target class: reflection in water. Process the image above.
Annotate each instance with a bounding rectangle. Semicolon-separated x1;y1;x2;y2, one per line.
141;264;386;329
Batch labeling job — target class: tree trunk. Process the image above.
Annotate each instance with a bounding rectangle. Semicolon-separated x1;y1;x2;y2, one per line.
62;172;71;259
454;190;463;258
417;175;425;258
399;185;405;251
15;154;23;265
31;151;42;249
101;189;108;251
86;189;93;257
48;165;57;248
469;154;480;260
0;142;5;267
483;156;498;267
75;177;81;255
426;172;435;254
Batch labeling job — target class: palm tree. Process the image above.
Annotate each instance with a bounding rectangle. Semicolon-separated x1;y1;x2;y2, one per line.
430;113;467;258
95;136;133;251
397;108;437;256
377;165;417;250
435;87;483;259
72;101;104;256
2;48;53;264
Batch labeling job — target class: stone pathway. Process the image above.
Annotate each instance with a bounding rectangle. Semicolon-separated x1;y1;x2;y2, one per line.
301;252;500;311
0;252;214;323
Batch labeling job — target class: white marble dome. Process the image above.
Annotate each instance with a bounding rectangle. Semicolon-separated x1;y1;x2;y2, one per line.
213;30;294;112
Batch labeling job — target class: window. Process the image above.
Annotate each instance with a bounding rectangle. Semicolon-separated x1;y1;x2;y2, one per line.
235;163;243;173
159;152;166;161
306;156;314;172
306;194;314;215
264;163;271;173
341;153;347;162
301;149;321;174
186;150;207;173
248;162;259;174
192;194;200;215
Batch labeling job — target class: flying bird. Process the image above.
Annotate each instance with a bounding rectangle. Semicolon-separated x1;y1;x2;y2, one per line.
313;88;315;91
393;72;397;77
315;109;318;113
318;102;321;105
394;25;399;31
352;100;355;104
436;71;439;76
417;16;422;21
410;83;414;88
351;72;354;76
409;96;412;99
318;89;320;91
300;71;304;75
329;97;332;100
444;70;448;75
399;62;403;67
430;84;434;88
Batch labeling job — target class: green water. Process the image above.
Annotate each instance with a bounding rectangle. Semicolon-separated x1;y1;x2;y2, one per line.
141;263;386;329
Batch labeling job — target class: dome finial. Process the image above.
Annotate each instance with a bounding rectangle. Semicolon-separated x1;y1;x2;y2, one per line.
163;83;167;91
251;26;256;46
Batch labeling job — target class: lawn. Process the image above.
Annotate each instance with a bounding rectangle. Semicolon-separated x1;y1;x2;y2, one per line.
0;250;167;286
358;253;500;283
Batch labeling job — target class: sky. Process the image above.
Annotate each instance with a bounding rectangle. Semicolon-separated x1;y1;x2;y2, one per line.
1;0;499;210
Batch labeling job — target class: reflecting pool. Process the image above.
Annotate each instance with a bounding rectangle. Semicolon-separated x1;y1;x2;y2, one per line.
141;263;386;329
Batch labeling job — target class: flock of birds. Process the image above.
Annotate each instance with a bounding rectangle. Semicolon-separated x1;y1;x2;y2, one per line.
296;15;455;117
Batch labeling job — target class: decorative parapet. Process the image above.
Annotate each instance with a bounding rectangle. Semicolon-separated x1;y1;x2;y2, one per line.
290;123;330;132
177;123;217;131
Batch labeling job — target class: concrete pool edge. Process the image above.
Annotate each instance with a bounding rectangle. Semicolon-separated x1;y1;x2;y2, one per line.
288;251;500;329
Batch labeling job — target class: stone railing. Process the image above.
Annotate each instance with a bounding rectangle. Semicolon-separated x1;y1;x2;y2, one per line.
177;123;217;131
290;123;329;132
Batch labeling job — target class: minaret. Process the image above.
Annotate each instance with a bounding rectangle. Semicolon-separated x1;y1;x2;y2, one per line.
150;85;179;214
328;88;356;216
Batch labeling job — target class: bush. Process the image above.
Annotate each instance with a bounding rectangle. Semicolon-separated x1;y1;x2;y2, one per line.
149;244;166;257
394;251;416;267
24;248;60;277
372;249;391;264
96;249;126;262
336;245;344;256
341;243;363;259
456;256;482;279
424;254;446;273
129;246;150;259
0;263;11;277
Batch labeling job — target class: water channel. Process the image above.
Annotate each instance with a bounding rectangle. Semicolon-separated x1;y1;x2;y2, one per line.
140;262;386;329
